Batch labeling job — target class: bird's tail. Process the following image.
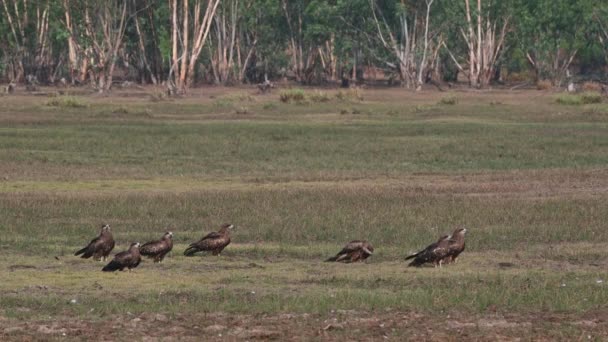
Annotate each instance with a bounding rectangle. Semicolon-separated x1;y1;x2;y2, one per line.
102;261;120;272
74;247;88;257
183;245;199;256
404;252;419;261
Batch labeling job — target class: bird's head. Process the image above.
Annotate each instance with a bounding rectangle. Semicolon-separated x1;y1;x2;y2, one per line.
164;231;173;239
363;243;374;256
131;242;141;249
101;224;111;232
221;223;235;230
453;227;467;236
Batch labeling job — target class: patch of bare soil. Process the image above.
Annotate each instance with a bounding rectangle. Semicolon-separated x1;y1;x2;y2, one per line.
1;310;607;341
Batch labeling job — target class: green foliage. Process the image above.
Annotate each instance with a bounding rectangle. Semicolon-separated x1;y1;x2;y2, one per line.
335;88;363;101
0;0;606;88
279;89;307;103
308;90;331;102
45;96;88;108
438;96;458;105
556;92;603;105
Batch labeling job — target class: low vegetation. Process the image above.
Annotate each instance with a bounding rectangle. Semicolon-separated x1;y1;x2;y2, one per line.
45;96;88;109
1;89;608;340
279;88;307;103
555;92;603;105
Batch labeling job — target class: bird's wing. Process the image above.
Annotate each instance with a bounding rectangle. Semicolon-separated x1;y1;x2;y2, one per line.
201;231;222;241
113;250;133;264
140;240;165;255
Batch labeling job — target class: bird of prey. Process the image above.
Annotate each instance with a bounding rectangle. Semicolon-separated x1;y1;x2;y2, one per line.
140;231;173;263
102;242;141;272
445;227;467;264
184;224;234;256
405;234;451;267
74;224;115;261
325;240;374;263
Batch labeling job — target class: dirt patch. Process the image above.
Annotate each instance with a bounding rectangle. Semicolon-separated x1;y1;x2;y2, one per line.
1;310;608;341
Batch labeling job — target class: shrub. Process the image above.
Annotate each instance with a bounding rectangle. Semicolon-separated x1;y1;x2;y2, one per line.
112;106;130;114
580;92;603;104
536;80;552;90
46;96;88;108
555;94;581;105
438;96;458;105
335;88;363;101
308;90;331;102
582;82;603;92
149;91;169;102
279;89;306;103
262;102;277;110
555;92;603;105
235;106;250;115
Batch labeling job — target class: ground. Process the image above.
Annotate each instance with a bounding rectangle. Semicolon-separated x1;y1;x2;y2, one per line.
0;86;608;340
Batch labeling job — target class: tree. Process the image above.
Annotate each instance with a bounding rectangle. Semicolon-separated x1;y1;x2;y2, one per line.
442;0;511;88
168;0;220;93
519;0;596;86
369;0;441;89
1;0;57;83
63;0;129;91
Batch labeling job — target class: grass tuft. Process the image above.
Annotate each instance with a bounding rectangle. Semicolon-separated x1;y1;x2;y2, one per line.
335;88;364;102
279;89;307;103
556;92;603;105
308;90;331;102
45;96;88;108
438;96;458;105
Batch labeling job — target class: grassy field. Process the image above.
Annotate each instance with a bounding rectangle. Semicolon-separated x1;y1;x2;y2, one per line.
1;87;608;340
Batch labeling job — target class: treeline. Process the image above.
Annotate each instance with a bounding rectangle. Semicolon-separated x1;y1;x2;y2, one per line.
1;0;607;92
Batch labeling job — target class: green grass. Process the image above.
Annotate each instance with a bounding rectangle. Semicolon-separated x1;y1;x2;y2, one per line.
1;119;608;181
1;89;608;339
555;92;603;105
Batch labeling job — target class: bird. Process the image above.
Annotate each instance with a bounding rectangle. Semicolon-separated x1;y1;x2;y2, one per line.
184;224;234;256
325;240;374;263
405;234;451;267
102;242;141;272
74;224;115;261
140;231;174;263
445;227;467;264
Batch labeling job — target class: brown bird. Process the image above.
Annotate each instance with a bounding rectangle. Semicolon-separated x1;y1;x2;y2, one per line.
140;231;174;263
74;224;115;261
445;227;467;264
102;242;141;272
325;240;374;263
405;234;451;267
184;224;234;256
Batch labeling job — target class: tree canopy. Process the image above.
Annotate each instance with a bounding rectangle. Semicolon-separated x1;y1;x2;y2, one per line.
0;0;606;91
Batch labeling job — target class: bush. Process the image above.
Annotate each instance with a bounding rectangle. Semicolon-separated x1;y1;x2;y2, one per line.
438;96;458;105
308;90;331;102
46;96;88;108
279;89;306;103
262;102;277;110
112;106;130;114
235;106;250;115
537;80;552;90
582;82;603;92
556;92;603;105
335;88;363;101
580;92;603;104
